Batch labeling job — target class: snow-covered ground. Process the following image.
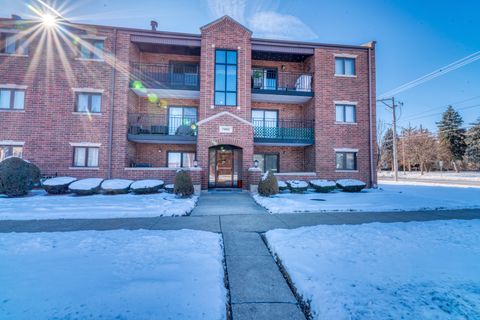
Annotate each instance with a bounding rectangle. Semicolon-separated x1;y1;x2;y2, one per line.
378;170;480;181
253;183;480;213
0;229;227;319
266;220;480;319
0;190;197;220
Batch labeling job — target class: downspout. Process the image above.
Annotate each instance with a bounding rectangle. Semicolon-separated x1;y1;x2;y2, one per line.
367;42;376;187
107;28;118;179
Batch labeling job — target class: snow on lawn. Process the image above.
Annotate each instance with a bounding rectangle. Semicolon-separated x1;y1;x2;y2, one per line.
266;220;480;319
254;183;480;213
0;229;227;320
378;170;480;181
0;190;198;220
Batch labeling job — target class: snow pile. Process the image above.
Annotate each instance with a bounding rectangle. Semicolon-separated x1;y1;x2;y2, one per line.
266;220;480;319
253;183;480;214
42;177;77;194
130;179;164;194
0;190;198;220
69;178;104;195
0;229;227;319
101;179;134;195
286;180;309;193
277;180;288;191
164;184;174;193
261;171;269;181
336;179;366;192
309;179;336;193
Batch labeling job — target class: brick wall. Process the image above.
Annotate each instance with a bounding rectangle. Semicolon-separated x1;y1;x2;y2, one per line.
133;143;196;167
253;145;309;173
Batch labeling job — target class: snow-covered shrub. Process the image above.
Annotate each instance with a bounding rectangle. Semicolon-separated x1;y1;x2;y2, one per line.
336;179;366;192
164;184;174;193
68;178;103;196
309;179;336;193
258;170;279;197
130;179;164;194
101;179;134;195
174;169;194;198
277;180;288;192
42;177;77;194
286;180;309;193
0;157;40;197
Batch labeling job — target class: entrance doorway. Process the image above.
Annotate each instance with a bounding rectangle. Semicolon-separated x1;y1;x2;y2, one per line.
208;145;242;188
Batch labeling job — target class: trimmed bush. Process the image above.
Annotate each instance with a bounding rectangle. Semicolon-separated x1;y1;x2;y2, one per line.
336;179;366;192
130;179;164;194
101;179;134;195
0;157;41;197
277;180;289;192
174;169;194;198
258;170;279;197
42;177;77;194
68;178;103;195
309;179;336;193
286;180;309;193
164;184;174;193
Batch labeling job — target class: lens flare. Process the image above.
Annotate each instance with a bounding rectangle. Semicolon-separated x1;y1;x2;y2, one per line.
41;13;57;28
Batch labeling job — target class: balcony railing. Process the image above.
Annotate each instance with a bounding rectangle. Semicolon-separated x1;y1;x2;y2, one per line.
128;113;197;143
253;119;314;145
130;63;200;90
251;70;313;94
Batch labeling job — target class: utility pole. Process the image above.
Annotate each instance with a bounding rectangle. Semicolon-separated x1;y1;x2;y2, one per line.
378;97;403;182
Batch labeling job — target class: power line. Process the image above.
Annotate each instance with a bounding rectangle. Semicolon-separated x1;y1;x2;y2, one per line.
399;95;480;121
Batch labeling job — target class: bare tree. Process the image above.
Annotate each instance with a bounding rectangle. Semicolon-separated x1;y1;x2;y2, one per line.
406;127;438;174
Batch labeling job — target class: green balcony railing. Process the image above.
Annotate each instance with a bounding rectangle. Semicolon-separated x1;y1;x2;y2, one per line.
253;119;314;144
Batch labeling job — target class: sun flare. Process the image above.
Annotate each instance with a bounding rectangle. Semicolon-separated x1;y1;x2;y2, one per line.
41;13;57;28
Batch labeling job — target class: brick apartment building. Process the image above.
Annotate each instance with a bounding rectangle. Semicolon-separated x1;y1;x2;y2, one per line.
0;15;376;190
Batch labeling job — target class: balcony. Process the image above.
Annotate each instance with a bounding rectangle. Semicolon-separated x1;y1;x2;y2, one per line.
127;113;197;144
130;62;200;99
253;119;314;146
251;69;314;104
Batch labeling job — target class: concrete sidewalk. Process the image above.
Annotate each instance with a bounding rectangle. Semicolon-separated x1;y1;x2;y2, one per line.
191;191;268;216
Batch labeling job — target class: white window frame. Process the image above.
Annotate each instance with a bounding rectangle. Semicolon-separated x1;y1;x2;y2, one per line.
334;54;357;77
0;86;26;110
334;101;357;124
0;141;24;161
334;148;359;171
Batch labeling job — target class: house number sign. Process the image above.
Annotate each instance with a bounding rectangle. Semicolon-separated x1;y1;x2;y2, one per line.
219;126;233;133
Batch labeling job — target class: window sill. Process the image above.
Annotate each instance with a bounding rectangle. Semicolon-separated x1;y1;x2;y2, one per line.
334;74;357;78
75;58;105;62
335;122;357;125
0;109;25;112
72;112;102;116
69;167;100;170
0;53;29;57
336;169;359;173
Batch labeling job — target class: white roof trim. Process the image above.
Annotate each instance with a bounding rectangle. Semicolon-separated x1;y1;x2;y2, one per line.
334;53;358;58
335;148;359;152
0;140;25;146
334;100;358;105
0;84;28;89
69;142;102;147
72;88;105;93
196;111;252;126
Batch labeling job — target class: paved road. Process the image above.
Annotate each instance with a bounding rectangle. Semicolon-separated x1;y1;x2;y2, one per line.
379;176;480;187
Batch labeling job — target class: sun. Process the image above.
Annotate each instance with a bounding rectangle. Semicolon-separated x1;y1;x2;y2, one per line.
41;13;57;28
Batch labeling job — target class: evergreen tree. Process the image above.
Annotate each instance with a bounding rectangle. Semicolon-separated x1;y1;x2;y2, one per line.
379;128;394;170
436;106;466;171
465;119;480;165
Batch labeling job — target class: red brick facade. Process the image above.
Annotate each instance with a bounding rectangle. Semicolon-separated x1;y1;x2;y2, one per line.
0;15;376;189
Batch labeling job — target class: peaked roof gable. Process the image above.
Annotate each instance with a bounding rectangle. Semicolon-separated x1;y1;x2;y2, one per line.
200;15;252;35
196;111;253;126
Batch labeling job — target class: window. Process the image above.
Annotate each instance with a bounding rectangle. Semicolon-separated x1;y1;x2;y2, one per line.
0;33;28;55
252;68;277;90
168;106;197;135
214;49;237;106
0;88;25;110
75;93;102;113
73;147;99;167
0;145;23;161
252;109;278;127
335;57;355;76
167;152;196;168
335;104;356;123
78;39;104;60
169;62;199;88
336;152;357;170
254;154;279;173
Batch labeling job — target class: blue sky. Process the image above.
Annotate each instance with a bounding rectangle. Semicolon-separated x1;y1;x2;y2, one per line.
2;0;479;133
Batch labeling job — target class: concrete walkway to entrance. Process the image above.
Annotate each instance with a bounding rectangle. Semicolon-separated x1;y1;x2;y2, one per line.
190;191;268;216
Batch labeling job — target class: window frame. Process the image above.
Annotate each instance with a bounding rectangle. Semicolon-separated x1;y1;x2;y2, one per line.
214;49;238;106
77;39;104;60
74;92;102;113
72;146;100;168
254;153;280;173
251;109;279;127
167;151;196;168
335;57;356;76
0;88;25;110
335;104;356;123
0;32;28;55
0;145;23;161
335;151;357;171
